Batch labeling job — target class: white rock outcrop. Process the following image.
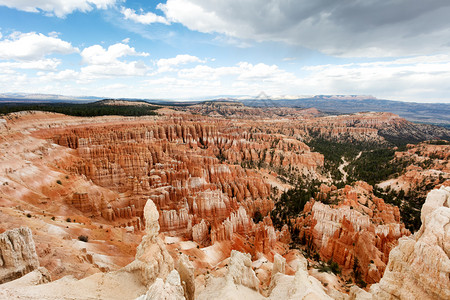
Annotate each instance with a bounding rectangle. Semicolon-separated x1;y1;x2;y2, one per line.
0;227;41;284
125;199;174;287
176;254;195;300
269;255;332;300
226;250;260;291
367;186;450;300
136;270;185;300
271;253;285;278
197;250;263;300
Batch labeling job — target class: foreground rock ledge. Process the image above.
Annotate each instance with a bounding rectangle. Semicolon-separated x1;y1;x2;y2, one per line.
1;187;449;299
351;186;450;300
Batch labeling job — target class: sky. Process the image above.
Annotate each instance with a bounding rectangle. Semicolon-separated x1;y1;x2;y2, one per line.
0;0;450;102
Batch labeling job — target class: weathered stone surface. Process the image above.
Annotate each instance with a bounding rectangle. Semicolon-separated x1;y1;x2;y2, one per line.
176;254;195;300
137;270;186;300
0;227;40;284
226;250;260;291
369;186;450;300
124;199;174;287
269;256;332;300
272;253;285;277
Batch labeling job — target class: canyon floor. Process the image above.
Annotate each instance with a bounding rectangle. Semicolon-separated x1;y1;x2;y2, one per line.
0;102;449;299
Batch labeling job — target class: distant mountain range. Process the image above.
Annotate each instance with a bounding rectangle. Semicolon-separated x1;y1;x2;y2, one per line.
1;93;448;126
238;95;450;126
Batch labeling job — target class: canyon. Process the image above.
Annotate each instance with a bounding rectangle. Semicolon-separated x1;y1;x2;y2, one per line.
0;104;449;299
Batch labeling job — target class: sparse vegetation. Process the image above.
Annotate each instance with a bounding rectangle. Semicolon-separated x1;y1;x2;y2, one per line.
374;186;427;232
317;259;341;275
345;148;407;185
271;179;319;230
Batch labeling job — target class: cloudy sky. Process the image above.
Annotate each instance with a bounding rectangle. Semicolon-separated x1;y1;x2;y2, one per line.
0;0;450;102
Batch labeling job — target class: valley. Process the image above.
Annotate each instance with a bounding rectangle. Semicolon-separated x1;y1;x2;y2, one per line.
0;101;448;299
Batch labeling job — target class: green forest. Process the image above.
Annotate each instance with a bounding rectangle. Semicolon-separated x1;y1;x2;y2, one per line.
0;102;159;117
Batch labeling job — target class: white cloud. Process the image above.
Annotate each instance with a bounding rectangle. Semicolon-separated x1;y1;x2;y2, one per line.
157;0;228;34
0;0;117;18
299;54;450;100
0;32;78;61
37;69;79;81
121;7;169;25
157;54;205;72
177;64;238;80
81;61;147;78
148;56;450;101
177;61;296;83
0;59;60;70
80;43;149;79
81;43;148;65
158;0;450;57
237;62;296;82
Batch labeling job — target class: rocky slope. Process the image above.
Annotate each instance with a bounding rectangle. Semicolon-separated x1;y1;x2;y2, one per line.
0;199;336;299
2;187;447;299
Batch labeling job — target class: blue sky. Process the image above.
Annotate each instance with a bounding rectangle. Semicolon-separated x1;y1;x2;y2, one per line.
0;0;450;102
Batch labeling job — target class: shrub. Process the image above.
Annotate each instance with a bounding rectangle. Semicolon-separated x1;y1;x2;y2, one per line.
56;180;62;185
253;210;263;223
78;235;88;242
66;217;71;222
26;213;31;218
330;261;341;274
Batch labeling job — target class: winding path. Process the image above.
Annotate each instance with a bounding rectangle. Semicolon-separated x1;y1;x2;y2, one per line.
338;151;362;182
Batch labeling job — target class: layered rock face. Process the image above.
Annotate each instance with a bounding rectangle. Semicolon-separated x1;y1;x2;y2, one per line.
180;101;323;119
0;227;40;284
368;186;450;299
0;109;447;299
294;181;410;283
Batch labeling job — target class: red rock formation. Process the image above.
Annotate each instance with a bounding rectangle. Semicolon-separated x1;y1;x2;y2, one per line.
380;142;450;194
34;118;316;251
294;181;410;284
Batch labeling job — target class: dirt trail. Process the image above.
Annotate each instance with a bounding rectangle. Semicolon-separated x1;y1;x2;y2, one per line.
338;151;362;182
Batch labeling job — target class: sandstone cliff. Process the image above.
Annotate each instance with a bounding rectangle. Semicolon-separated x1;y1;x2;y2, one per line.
368;186;450;299
294;181;410;284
